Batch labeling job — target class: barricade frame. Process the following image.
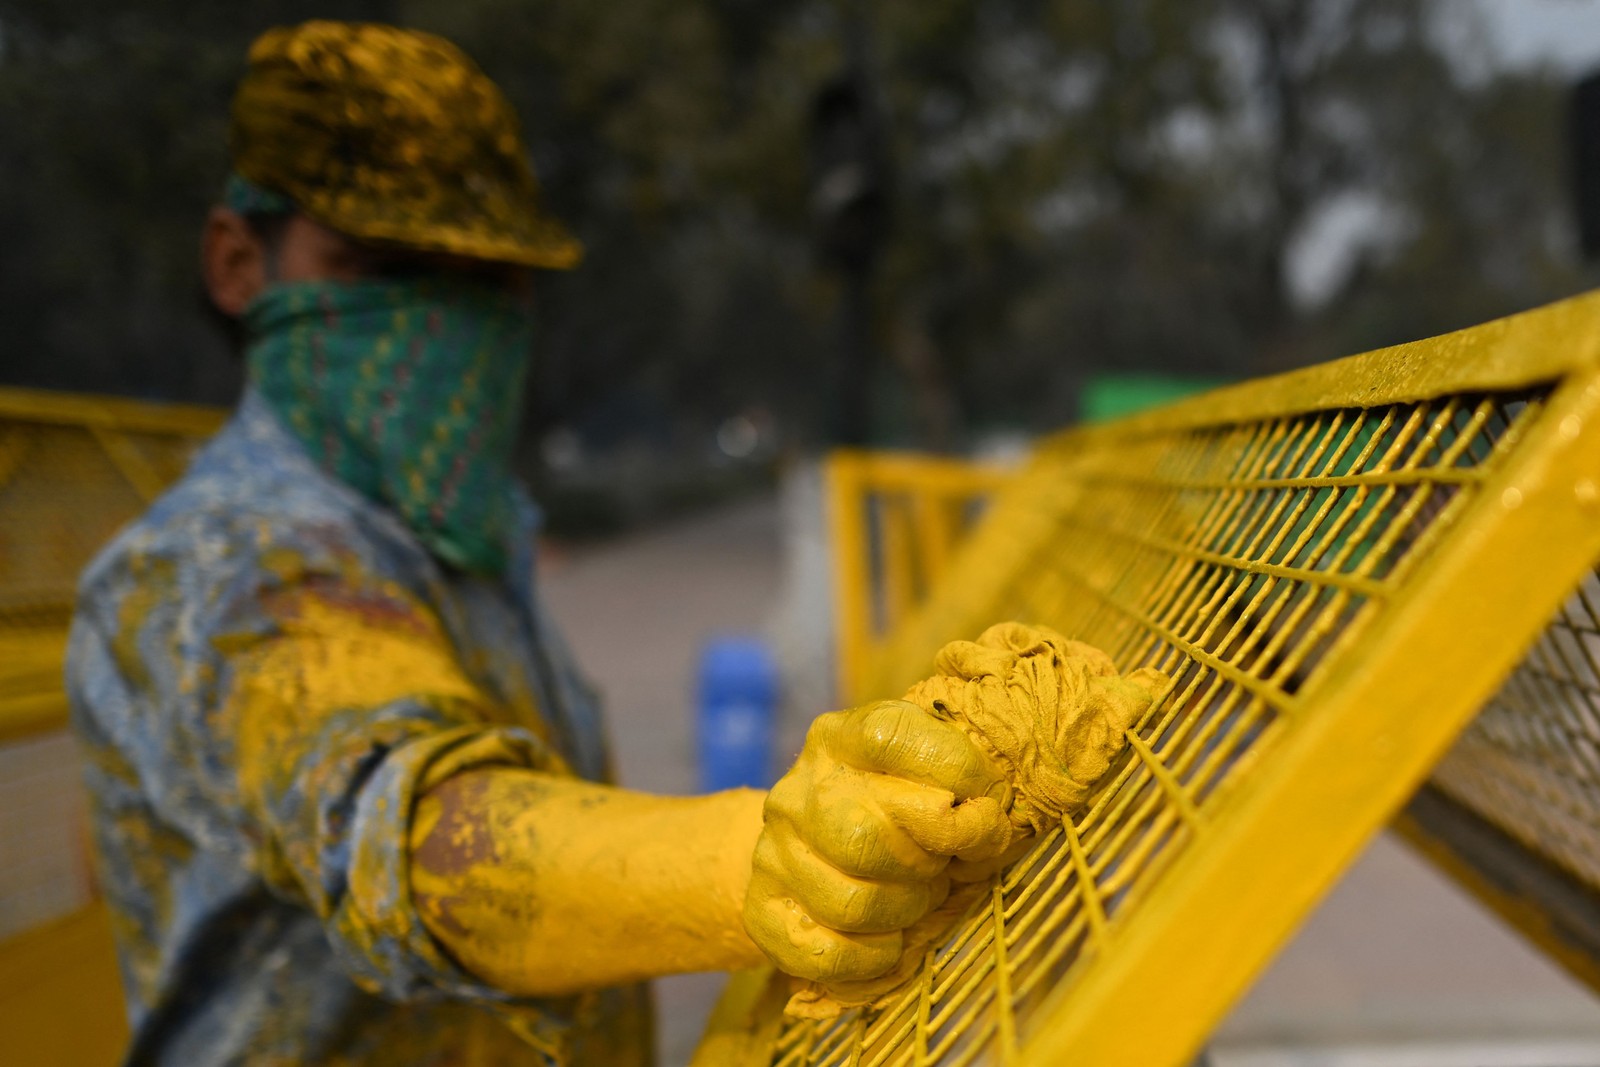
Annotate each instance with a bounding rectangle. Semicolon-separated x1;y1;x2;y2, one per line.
702;289;1600;1065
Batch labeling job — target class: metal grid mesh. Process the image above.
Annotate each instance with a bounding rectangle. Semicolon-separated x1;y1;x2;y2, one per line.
0;393;219;941
861;491;979;637
828;453;1014;703
0;419;203;630
1431;569;1600;896
767;392;1544;1066
0;404;215;648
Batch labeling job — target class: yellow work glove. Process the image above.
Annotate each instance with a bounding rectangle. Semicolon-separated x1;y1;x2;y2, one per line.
907;621;1169;833
743;698;1017;984
764;623;1170;1019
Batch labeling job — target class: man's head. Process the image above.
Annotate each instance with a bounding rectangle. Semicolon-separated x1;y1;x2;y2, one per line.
203;208;540;316
203;20;578;314
209;22;576;577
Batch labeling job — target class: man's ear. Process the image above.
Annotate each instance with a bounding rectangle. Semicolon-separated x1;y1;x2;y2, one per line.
201;206;268;317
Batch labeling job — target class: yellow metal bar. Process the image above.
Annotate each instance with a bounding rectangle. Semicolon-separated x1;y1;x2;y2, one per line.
1062;820;1108;946
0;424;33;489
846;1015;867;1067
825;450;1015;704
1058;513;1391;599
1077;466;1485;492
1123;730;1203;832
0;903;128;1067
0;388;224;743
826;452;873;705
1026;370;1600;1065
0;693;70;745
879;494;915;635
687;967;787;1067
911;492;949;600
1039;289;1600;446
88;426;167;505
0;385;224;436
701;288;1600;1067
834;450;1015;495
989;881;1018;1065
914;951;935;1066
0;629;71;742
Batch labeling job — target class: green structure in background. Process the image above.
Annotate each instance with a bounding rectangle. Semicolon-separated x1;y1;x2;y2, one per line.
1081;371;1453;594
1081;374;1229;423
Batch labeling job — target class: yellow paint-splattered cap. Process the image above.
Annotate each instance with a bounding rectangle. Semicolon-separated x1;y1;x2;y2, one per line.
229;21;581;269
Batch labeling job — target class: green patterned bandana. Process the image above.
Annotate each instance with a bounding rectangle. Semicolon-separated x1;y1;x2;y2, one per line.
223;172;296;217
245;278;534;575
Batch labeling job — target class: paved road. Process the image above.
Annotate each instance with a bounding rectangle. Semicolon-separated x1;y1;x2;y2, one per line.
539;493;1600;1066
1215;831;1600;1063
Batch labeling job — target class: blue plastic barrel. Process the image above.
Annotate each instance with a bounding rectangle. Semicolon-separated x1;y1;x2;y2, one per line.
697;636;780;792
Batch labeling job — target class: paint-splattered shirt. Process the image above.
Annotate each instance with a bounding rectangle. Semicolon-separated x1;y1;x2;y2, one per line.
66;392;652;1066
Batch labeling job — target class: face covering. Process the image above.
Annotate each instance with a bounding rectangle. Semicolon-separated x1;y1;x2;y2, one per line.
245;277;535;576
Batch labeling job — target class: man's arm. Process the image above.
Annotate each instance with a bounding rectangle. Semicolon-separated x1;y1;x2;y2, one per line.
221;565;1013;998
408;700;1015;996
410;773;768;993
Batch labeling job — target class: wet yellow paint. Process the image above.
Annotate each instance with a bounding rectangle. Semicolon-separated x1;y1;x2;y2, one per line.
909;622;1168;833
223;588;1155;1023
742;696;1015;994
410;770;768;996
228;581;498;819
110;557;175;693
781;623;1168;1018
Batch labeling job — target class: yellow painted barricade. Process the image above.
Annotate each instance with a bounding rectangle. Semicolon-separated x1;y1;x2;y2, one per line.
0;387;223;742
699;291;1600;1065
826;451;1016;704
7;302;1600;1066
0;387;222;1065
0;904;130;1065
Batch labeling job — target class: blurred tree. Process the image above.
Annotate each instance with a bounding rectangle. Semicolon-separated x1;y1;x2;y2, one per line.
847;0;1586;434
0;1;394;401
0;0;1586;460
398;0;833;447
1202;0;1579;365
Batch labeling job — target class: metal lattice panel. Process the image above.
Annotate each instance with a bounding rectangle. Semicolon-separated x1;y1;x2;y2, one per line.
1432;569;1600;896
0;423;146;625
767;395;1539;1067
701;291;1600;1066
0;388;221;742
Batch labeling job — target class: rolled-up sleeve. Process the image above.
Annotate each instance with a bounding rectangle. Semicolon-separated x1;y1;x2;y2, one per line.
216;573;562;1002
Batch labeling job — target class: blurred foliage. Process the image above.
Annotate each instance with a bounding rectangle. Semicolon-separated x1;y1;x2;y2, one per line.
0;0;1589;453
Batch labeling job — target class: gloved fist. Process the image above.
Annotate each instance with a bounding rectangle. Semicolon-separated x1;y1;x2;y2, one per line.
743;699;1015;983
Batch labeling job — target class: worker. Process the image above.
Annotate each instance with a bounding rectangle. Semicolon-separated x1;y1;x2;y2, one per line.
64;21;1021;1066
